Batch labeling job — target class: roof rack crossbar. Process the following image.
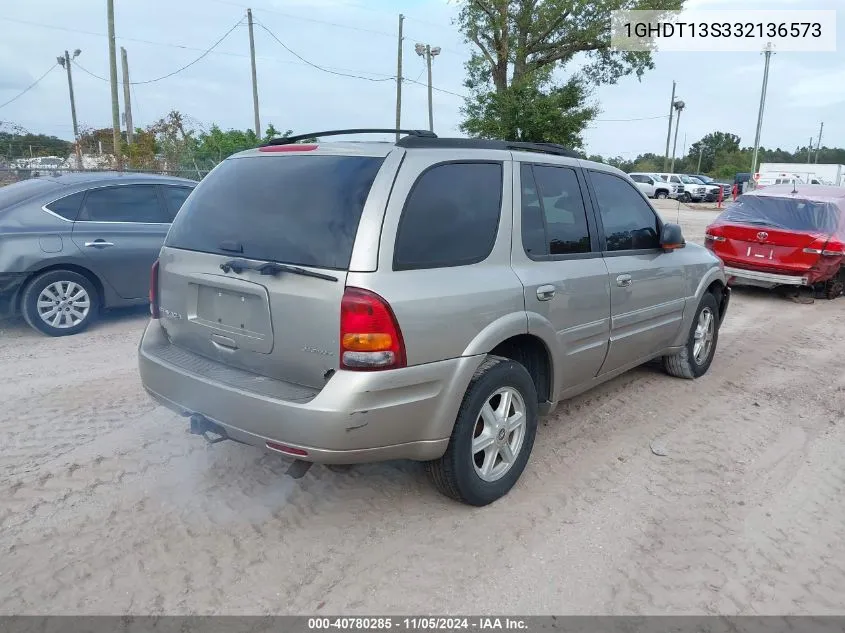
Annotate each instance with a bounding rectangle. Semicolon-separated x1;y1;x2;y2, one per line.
394;136;579;158
262;128;437;146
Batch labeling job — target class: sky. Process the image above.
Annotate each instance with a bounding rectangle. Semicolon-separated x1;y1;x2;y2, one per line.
0;0;842;161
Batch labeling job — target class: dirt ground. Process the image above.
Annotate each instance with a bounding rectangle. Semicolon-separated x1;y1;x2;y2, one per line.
2;205;844;615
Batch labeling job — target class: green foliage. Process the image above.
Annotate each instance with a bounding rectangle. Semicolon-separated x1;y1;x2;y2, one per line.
0;129;72;160
461;75;597;146
457;0;683;145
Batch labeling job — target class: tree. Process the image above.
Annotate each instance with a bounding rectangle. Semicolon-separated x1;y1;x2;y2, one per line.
0;123;72;161
687;131;740;173
458;0;684;146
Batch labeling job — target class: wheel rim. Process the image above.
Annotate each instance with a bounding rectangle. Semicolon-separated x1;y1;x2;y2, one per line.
693;307;715;365
37;281;91;329
471;387;527;482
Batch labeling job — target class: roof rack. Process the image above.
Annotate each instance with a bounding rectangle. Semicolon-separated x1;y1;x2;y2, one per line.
262;128;437;146
395;136;580;158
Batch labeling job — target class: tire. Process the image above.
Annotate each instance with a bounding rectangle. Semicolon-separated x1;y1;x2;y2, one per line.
426;356;538;506
656;190;669;200
21;270;99;337
682;192;692;203
663;292;720;380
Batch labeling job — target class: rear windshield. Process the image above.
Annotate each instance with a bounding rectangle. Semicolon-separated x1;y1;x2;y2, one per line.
0;178;63;210
719;195;840;233
165;155;385;270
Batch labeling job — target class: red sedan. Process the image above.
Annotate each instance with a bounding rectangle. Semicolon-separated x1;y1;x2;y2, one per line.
704;185;845;298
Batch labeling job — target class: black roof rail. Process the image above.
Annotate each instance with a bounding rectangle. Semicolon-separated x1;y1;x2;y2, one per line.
395;136;579;158
262;128;437;146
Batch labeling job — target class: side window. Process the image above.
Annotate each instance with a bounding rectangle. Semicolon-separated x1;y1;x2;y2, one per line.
590;171;661;252
393;162;502;270
521;164;592;257
161;186;193;222
630;175;644;183
44;191;85;221
79;185;168;223
670;176;681;184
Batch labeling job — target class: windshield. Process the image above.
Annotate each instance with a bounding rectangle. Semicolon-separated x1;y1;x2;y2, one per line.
165;154;385;270
680;176;696;184
696;176;714;184
717;195;840;233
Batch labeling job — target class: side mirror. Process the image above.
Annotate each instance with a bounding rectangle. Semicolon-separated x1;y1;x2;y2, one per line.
661;223;685;251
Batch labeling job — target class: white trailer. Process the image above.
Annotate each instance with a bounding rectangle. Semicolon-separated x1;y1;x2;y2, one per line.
758;163;845;186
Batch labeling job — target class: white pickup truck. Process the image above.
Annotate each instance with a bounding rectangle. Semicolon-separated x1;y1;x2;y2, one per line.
628;172;683;199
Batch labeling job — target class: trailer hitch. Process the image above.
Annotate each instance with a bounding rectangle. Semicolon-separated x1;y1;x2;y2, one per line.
189;413;229;444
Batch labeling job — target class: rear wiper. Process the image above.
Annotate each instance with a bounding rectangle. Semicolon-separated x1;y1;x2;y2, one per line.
220;259;338;282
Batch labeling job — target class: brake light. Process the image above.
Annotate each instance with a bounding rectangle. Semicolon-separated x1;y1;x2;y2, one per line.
149;259;160;319
804;239;845;256
822;239;845;256
705;232;726;242
340;287;406;371
258;144;318;152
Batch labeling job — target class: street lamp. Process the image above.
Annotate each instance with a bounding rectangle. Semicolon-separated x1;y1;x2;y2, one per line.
415;43;440;132
57;49;82;170
669;98;685;174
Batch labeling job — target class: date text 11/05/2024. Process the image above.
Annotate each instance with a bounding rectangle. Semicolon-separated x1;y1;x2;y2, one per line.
308;617;528;630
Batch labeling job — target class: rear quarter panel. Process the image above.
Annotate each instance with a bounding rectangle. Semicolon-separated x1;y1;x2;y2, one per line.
348;151;527;366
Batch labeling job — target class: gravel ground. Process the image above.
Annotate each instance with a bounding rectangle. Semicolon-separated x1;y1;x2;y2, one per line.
1;205;844;615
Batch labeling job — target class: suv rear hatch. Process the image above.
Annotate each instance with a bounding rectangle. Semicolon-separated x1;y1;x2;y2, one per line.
706;193;842;276
157;148;387;389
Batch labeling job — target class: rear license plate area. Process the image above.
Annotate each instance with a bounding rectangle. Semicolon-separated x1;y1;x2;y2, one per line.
746;245;773;260
195;285;268;335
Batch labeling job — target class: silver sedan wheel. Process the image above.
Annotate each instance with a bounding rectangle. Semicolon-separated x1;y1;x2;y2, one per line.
37;281;91;329
693;307;715;365
471;386;527;482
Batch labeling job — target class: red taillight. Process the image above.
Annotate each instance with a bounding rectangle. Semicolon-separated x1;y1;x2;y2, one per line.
266;441;308;456
339;287;405;371
258;144;318;152
149;259;160;319
804;238;845;257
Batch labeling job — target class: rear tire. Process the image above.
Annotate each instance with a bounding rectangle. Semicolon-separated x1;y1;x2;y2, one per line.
21;270;99;337
426;356;538;506
663;292;720;380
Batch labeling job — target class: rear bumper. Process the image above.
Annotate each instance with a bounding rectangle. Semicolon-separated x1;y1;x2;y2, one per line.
0;273;27;318
138;321;482;464
724;265;808;288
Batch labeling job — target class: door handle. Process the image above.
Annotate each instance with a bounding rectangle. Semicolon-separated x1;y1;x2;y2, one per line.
616;274;633;287
84;240;114;248
536;285;556;301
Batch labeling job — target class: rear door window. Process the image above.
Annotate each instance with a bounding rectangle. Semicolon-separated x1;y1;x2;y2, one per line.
521;164;592;257
44;191;85;221
160;186;193;221
165;155;384;270
78;185;169;223
393;162;503;270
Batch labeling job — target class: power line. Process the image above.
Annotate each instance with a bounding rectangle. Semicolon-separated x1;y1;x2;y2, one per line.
404;77;466;98
71;18;244;86
0;64;58;111
256;22;394;83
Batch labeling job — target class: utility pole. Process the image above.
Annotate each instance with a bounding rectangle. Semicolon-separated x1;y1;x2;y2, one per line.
395;14;404;142
663;80;676;172
58;49;82;170
808;137;813;163
814;121;823;164
107;0;123;170
750;42;774;179
415;42;441;133
669;100;685;174
247;9;261;137
120;47;134;145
